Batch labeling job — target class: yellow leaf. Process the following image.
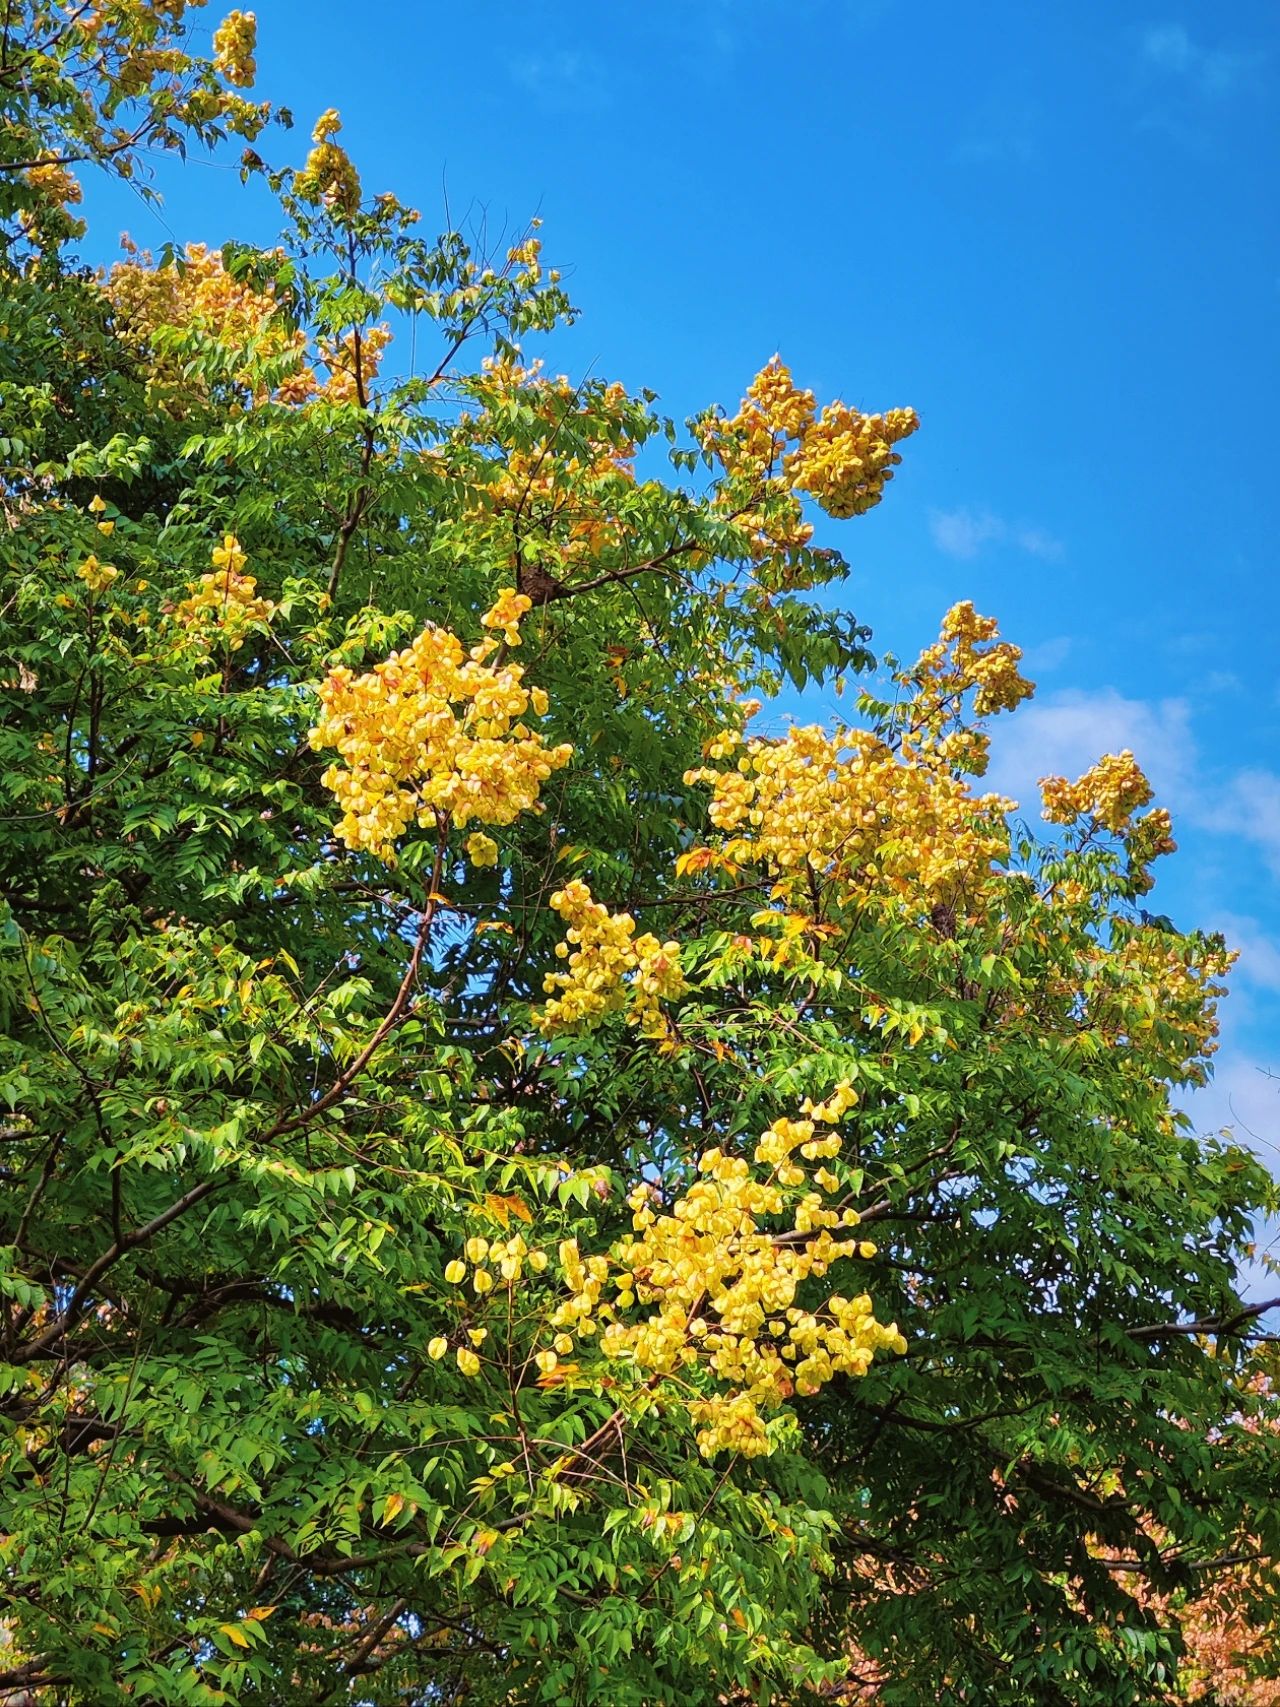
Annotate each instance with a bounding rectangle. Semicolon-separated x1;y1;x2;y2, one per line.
219;1623;251;1649
246;1605;277;1621
383;1492;405;1523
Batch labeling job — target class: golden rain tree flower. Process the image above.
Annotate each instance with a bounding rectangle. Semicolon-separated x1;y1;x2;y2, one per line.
212;10;257;88
545;1104;902;1459
536;879;686;1037
434;1095;902;1458
308;595;572;862
104;241;315;407
464;832;499;867
683;604;1033;927
175;535;275;651
294;108;362;214
77;554;119;594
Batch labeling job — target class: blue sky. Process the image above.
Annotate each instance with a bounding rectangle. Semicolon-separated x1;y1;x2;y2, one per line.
87;2;1280;1254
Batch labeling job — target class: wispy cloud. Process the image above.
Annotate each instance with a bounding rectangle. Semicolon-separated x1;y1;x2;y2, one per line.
984;687;1192;816
1140;22;1263;97
1181;1048;1280;1158
929;506;1064;563
1020;636;1072;677
1206;914;1280;994
1198;769;1280;876
951;100;1039;169
509;50;610;110
983;686;1280;879
1184;1047;1280;1296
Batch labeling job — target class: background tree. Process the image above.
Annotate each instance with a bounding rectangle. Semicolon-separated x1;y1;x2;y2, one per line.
1;8;1279;1703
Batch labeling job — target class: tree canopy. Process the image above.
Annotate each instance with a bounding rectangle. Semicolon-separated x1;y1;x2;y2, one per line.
2;6;1279;1704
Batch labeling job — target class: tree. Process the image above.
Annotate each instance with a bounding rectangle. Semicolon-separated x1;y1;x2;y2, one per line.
2;8;1279;1703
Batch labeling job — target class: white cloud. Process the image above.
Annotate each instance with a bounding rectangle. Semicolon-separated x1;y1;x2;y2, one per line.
929;507;1002;559
1181;1050;1280;1163
1140;22;1261;96
1203;669;1241;694
1196;769;1280;874
1180;1050;1280;1300
1021;636;1073;677
1013;525;1066;561
985;687;1193;817
509;51;609;109
985;688;1280;880
928;506;1064;562
1205;913;1280;994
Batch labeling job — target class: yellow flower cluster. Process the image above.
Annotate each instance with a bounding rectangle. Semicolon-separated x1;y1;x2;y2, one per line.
316;324;392;406
546;1098;902;1457
105;241;311;406
684;609;1038;921
294;109;361;214
1041;750;1154;833
913;601;1035;726
437;1233;554;1378
536;880;686;1037
175;535;275;650
308;595;571;861
507;235;543;274
1039;751;1177;893
455;1232;548;1294
77;554;119;594
1104;931;1234;1079
464;832;499;868
787;398;922;520
20;163;86;247
212;9;257;87
25;163;83;209
717;357;921;521
744;358;817;446
686;721;1011;919
481;586;533;646
466;359;637;579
